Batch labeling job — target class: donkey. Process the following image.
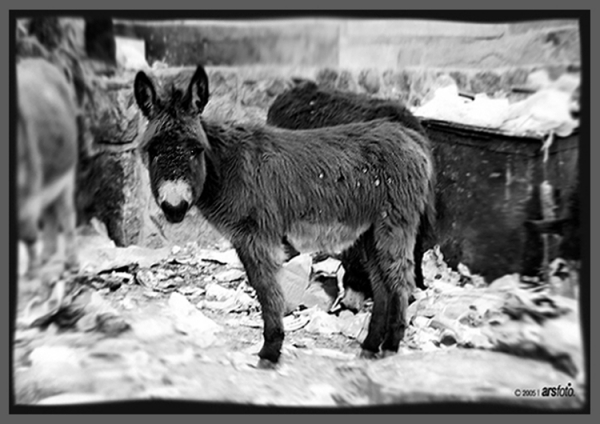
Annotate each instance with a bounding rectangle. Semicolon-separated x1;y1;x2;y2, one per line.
266;80;435;299
17;58;80;276
134;65;435;365
266;79;426;135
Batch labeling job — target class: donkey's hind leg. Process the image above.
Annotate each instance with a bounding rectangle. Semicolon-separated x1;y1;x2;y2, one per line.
376;224;416;355
39;204;59;266
54;172;79;272
359;221;416;357
358;227;390;357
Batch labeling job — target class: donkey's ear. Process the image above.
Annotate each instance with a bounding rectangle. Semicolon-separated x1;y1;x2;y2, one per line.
134;71;158;118
186;65;209;114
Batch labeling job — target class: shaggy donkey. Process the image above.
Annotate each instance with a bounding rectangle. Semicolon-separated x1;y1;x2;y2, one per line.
134;65;435;364
17;58;79;276
267;80;435;298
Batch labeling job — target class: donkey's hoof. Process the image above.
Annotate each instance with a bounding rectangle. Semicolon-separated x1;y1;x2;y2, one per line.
358;349;378;359
256;358;278;370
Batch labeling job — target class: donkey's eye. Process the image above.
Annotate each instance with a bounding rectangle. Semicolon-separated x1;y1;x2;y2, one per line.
190;147;203;158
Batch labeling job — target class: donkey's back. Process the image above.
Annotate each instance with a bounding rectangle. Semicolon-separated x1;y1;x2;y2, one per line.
201;118;432;247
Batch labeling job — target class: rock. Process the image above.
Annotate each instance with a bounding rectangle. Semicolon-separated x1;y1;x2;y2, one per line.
358;69;381;94
361;349;583;409
95;312;131;336
381;69;411;104
77;150;146;247
470;70;503;95
316;68;338;90
336;70;357;92
168;292;221;347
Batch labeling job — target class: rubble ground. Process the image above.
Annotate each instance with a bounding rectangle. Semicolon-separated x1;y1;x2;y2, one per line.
12;222;585;410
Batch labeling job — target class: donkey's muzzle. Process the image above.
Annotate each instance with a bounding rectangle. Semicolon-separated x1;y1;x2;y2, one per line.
160;200;190;223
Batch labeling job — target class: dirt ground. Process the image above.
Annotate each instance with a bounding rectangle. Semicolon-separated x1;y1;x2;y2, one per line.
11;223;586;411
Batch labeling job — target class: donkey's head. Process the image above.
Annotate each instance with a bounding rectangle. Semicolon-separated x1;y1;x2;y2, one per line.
134;65;210;223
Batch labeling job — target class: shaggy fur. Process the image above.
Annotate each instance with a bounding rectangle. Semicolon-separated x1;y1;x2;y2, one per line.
266;80;435;293
17;58;79;275
134;65;435;364
266;80;426;134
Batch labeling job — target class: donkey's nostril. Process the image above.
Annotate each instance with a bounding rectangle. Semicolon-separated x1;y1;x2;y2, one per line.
161;200;190;223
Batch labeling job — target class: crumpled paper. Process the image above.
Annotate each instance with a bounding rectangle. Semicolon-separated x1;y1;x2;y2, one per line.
413;70;580;137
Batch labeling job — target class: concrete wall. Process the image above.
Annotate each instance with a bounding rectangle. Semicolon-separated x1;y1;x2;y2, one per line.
114;18;580;70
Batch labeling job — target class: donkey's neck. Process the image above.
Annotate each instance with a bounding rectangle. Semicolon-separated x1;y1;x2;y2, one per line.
196;119;256;205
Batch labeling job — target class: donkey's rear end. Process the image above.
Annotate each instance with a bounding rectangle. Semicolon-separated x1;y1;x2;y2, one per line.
17;58;79;276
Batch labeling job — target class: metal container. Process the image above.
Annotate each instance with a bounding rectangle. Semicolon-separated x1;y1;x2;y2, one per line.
422;119;579;282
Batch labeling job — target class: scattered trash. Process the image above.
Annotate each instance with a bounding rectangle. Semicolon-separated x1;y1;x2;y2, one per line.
115;36;148;71
277;253;313;315
312;257;342;278
304;309;342;336
413;71;580;138
339;311;370;343
200;282;256;313
489;274;521;291
301;280;337;311
135;268;181;292
176;285;205;298
283;313;311;332
95;271;135;291
214;268;246;282
198;249;243;268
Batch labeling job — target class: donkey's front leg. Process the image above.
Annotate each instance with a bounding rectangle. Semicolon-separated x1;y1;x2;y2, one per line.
234;237;286;365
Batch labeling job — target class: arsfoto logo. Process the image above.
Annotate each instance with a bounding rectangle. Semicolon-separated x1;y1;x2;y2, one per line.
541;383;576;397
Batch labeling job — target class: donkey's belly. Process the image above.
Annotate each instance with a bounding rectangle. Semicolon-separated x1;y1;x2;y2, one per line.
286;221;369;254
